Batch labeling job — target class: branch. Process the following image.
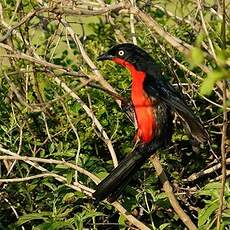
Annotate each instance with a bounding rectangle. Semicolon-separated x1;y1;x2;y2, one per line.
210;171;230;182
150;155;197;230
0;44;85;78
0;8;42;42
196;0;216;60
0;173;64;183
112;201;151;230
152;4;214;58
60;17;120;105
61;101;81;183
0;43;118;167
217;0;228;228
0;153;99;184
55;2;127;16
131;7;192;55
185;158;230;182
0;147;93;195
129;0;137;45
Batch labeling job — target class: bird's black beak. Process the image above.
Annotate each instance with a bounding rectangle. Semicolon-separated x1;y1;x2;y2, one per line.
97;52;114;61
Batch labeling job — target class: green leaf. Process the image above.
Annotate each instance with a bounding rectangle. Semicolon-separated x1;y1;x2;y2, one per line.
195;32;205;46
34;220;74;230
198;200;218;227
200;71;224;95
63;192;76;203
159;223;170;230
43;181;57;191
190;47;204;66
56;207;74;218
66;171;74;184
96;171;109;180
49;143;55;154
197;182;221;198
118;215;126;230
82;211;104;220
16;212;51;225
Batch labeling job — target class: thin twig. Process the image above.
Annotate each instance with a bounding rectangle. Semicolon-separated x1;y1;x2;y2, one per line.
131;7;192;55
0;42;119;167
0;173;64;183
55;2;127;16
196;0;217;60
41;112;53;142
130;0;137;45
61;101;81;183
51;73;118;167
60;18;120;104
4;198;25;230
6;122;25;176
0;150;99;183
112;201;151;230
210;171;230;182
0;146;93;195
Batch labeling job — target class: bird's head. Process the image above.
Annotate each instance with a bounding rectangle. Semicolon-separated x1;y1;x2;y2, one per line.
97;43;155;72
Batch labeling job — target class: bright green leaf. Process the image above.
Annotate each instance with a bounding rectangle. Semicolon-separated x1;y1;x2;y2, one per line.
118;215;126;230
159;223;170;230
190;47;204;66
63;192;76;203
200;71;224;95
198;200;219;227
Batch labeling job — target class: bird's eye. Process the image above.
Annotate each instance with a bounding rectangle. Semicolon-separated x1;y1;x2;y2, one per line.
118;50;125;56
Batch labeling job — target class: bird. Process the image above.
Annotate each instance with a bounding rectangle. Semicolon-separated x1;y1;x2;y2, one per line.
93;43;209;202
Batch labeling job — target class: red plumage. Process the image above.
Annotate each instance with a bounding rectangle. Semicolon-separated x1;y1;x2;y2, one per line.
113;57;156;143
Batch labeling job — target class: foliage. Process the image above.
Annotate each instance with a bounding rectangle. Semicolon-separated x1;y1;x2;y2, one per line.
0;0;229;229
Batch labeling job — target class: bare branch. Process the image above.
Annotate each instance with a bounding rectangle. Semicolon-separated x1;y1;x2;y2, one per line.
150;155;197;230
217;0;228;227
131;7;192;55
184;158;230;181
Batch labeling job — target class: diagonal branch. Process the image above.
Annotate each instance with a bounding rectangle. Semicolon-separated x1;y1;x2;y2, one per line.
150;155;197;230
131;7;192;55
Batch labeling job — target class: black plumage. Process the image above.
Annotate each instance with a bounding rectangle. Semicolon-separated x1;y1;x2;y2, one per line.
93;43;208;202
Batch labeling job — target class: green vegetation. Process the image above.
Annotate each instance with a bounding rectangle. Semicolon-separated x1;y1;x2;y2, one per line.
0;0;229;229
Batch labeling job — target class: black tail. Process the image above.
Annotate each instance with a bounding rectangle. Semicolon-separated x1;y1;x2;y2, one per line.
93;143;160;202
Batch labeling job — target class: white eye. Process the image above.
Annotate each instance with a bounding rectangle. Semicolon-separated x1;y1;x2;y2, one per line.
118;50;125;56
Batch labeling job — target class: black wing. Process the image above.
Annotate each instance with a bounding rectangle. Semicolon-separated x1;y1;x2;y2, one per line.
144;75;209;143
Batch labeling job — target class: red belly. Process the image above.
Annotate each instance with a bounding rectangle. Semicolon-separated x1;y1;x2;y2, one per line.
132;93;156;143
130;71;156;144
